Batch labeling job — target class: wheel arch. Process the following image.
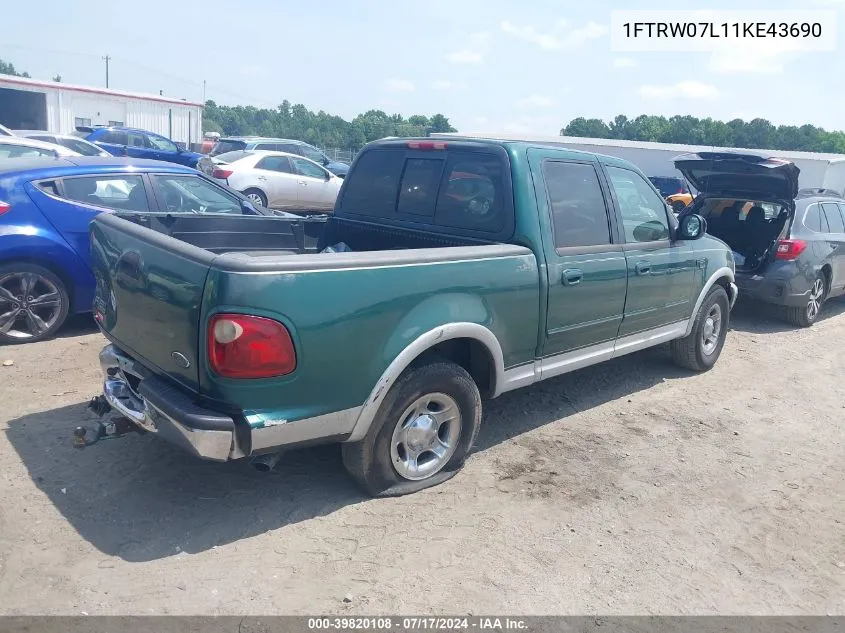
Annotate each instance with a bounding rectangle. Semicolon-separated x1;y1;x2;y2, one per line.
346;322;505;443
684;266;736;337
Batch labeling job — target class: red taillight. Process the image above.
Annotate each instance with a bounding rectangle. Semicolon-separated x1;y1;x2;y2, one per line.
212;168;233;179
407;141;447;150
208;314;296;379
775;239;807;260
0;201;10;215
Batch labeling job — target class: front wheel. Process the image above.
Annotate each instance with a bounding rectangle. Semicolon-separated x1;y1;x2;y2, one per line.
341;360;482;497
784;273;827;327
671;285;730;372
0;263;70;345
242;188;268;208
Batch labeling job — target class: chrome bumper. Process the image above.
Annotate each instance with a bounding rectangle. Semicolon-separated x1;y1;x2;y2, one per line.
728;282;739;309
99;344;238;462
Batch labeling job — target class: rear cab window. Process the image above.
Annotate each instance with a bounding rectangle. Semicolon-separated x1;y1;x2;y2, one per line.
336;143;513;241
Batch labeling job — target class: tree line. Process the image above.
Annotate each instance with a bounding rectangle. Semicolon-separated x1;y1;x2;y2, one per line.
203;100;456;150
561;115;845;154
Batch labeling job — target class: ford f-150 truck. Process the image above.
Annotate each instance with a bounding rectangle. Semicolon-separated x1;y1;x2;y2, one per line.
89;137;737;497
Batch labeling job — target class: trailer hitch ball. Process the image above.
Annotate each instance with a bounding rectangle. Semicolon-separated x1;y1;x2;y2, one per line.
72;426;88;449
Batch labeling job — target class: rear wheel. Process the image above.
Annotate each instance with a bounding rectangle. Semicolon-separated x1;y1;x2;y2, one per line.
243;188;267;208
341;360;482;497
671;285;730;372
785;273;826;327
0;263;70;345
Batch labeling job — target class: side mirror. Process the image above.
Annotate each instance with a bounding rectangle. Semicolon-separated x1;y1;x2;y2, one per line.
241;200;259;215
677;213;706;240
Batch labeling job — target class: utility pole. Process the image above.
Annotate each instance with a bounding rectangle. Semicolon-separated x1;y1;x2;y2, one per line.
102;55;111;88
203;79;206;103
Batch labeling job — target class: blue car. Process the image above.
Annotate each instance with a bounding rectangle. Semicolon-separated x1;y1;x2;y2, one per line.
76;126;214;175
0;156;271;344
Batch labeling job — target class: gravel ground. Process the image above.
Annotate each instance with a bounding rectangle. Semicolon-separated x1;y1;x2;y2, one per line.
1;302;844;616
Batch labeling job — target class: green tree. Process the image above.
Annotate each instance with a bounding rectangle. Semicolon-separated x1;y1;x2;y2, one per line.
52;74;62;82
561;118;611;138
560;114;845;153
0;58;30;78
202;100;458;150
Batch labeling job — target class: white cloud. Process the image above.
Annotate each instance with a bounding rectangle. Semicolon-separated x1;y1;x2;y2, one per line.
638;80;721;100
708;48;789;74
445;31;490;64
517;94;556;108
445;50;483;64
613;57;637;68
500;19;608;51
384;78;415;92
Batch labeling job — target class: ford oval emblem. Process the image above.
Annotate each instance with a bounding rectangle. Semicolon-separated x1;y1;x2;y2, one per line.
171;351;191;369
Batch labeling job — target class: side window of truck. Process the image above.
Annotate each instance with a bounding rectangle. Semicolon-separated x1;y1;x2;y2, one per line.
605;166;671;243
542;161;612;248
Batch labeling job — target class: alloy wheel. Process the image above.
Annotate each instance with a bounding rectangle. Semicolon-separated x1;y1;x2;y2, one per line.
0;272;64;340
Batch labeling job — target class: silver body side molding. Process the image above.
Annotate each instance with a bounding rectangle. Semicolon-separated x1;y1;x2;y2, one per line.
499;320;690;395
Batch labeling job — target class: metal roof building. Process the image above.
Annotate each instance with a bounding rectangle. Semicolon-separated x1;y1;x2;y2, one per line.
433;132;845;194
0;74;203;147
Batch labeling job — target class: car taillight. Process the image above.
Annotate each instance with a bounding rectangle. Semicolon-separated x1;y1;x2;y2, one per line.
208;314;296;379
407;141;447;150
775;239;807;260
0;201;10;215
212;168;233;179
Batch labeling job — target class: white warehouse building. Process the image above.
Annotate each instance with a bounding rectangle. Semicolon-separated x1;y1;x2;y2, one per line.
0;74;203;147
434;132;845;196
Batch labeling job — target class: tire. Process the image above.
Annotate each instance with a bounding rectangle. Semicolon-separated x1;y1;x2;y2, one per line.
671;285;730;372
672;201;686;213
784;272;827;328
242;188;268;208
0;263;70;345
341;360;482;497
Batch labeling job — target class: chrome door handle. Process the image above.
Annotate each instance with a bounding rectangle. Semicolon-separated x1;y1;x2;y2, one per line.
635;261;651;275
561;268;583;286
298;180;307;186
257;176;267;181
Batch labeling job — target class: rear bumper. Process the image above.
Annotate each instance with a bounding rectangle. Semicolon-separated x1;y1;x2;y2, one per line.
735;263;813;308
98;344;361;460
99;344;238;462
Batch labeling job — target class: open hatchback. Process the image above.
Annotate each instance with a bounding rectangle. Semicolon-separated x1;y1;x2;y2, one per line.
675;152;800;273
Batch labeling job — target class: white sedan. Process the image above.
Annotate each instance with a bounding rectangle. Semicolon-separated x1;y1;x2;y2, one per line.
211;150;342;212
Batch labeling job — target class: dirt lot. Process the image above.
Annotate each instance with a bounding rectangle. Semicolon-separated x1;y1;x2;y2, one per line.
1;301;844;616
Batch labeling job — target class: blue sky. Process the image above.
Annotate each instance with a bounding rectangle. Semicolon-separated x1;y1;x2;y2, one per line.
4;0;844;134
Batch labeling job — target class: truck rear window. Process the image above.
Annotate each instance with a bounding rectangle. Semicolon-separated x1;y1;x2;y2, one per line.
338;147;511;238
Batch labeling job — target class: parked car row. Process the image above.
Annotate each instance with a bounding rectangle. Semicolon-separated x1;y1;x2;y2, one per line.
209;136;350;177
0;155;305;344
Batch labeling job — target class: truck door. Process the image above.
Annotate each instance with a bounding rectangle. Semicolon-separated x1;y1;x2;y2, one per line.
528;150;628;360
602;164;697;335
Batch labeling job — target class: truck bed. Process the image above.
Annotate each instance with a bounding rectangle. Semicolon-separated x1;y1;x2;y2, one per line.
117;212;492;258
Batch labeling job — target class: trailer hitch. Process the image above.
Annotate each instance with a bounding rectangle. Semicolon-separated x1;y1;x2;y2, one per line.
73;396;144;448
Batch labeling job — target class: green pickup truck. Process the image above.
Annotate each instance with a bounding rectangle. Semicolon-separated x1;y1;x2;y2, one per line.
90;137;737;497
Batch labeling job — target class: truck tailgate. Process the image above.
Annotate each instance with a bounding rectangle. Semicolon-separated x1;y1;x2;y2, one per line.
90;213;215;392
